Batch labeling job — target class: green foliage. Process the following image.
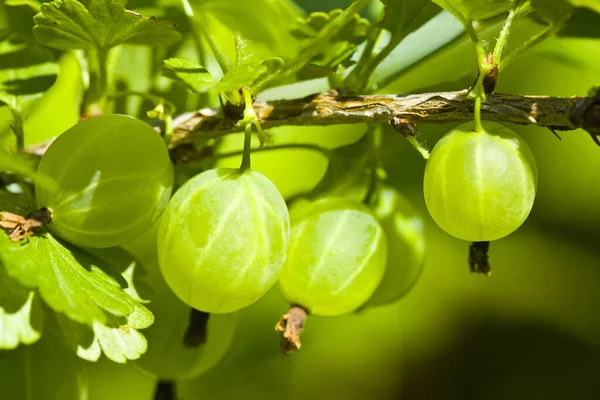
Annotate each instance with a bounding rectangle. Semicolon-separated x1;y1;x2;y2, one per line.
0;35;57;109
0;191;45;349
531;0;573;24
290;9;370;74
0;189;153;361
0;230;152;328
193;0;302;58
431;0;513;22
1;0;600;396
33;0;181;51
0;331;87;399
378;0;441;38
162;58;217;93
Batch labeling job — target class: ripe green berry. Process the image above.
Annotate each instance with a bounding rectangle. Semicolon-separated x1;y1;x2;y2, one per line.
157;168;290;313
363;187;426;307
423;121;537;241
35;115;173;248
279;197;387;316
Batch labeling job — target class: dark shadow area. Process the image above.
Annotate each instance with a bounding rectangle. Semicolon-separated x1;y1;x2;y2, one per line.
396;315;600;400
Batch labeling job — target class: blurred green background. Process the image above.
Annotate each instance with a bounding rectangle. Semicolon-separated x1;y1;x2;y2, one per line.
1;0;599;399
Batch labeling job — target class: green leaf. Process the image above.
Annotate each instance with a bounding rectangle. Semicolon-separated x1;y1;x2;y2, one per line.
216;58;285;93
378;0;441;39
0;268;44;349
570;0;600;13
0;191;43;350
290;9;370;74
56;246;152;363
32;0;181;51
162;57;285;95
0;231;153;331
0;34;57;109
431;0;513;22
195;0;302;59
559;7;600;38
162;58;217;93
304;133;371;199
0;330;88;399
531;0;574;24
57;310;150;363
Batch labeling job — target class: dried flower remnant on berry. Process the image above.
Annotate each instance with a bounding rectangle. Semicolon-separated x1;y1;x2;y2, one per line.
0;208;51;242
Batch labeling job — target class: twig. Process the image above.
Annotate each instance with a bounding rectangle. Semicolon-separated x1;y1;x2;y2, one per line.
169;90;600;148
25;90;600;162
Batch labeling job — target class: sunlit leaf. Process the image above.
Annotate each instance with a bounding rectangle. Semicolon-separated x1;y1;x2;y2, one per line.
216;58;284;92
33;0;181;51
0;34;57;109
197;0;302;58
290;9;370;75
431;0;513;23
570;0;600;13
56;246;152;363
162;58;217;93
559;7;600;38
531;0;574;24
0;230;153;331
378;0;441;39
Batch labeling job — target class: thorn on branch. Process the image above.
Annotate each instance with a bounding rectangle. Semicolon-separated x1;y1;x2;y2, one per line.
275;306;308;355
547;127;562;141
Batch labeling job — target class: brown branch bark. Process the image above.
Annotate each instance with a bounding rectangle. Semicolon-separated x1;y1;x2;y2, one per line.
169;90;600;151
24;90;600;161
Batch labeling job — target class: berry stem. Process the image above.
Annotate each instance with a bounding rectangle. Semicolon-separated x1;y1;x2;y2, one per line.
275;306;308;355
82;48;110;117
153;380;176;400
186;0;231;75
239;89;256;172
8;106;24;153
183;309;210;348
179;0;206;68
463;20;488;132
240;121;252;172
362;125;383;206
